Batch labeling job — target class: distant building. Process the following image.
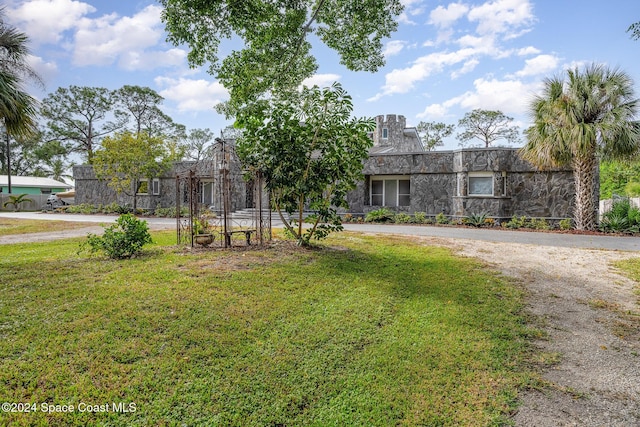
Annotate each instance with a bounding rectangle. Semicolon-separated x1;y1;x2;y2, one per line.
0;175;71;195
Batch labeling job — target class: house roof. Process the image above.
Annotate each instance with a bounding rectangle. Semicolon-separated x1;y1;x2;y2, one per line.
0;175;72;189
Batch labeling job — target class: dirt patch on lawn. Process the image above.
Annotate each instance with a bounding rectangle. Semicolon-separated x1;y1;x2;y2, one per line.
425;237;640;426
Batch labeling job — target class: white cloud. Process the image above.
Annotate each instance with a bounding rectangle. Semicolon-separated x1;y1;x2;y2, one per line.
6;0;95;44
383;40;407;57
514;54;559;77
458;77;539;114
73;5;179;70
468;0;534;37
429;3;469;28
451;59;479;79
418;77;542;121
301;74;341;88
516;46;541;56
416;102;454;120
369;48;477;100
155;77;229;112
399;0;427;24
27;54;58;84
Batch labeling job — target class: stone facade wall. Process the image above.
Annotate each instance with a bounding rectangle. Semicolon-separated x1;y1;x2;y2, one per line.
74;153;249;213
348;147;574;219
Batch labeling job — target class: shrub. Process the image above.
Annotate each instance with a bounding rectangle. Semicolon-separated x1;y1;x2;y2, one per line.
599;213;630;233
79;214;152;259
526;218;550;230
343;213;353;223
599;198;640;233
435;212;449;224
394;213;412;224
66;203;99;214
365;208;395;223
504;215;527;229
413;212;427;224
465;212;489;227
154;206;190;218
559;218;573;230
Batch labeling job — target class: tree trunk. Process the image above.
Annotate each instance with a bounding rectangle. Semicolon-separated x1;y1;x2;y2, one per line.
572;155;598;230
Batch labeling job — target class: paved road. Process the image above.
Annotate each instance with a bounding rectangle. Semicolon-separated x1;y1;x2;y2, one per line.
2;211;640;252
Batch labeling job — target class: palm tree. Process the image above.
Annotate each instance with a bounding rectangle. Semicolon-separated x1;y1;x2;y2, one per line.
521;64;640;230
0;8;41;193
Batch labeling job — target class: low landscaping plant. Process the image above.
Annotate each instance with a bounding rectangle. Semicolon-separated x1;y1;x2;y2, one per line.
435;212;449;224
465;212;489;227
79;213;152;259
599;198;640;233
559;218;573;230
413;211;427;223
394;212;412;224
504;215;527;229
526;218;550;230
365;207;395;223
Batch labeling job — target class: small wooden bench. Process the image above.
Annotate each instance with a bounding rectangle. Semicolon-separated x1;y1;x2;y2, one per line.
224;229;257;246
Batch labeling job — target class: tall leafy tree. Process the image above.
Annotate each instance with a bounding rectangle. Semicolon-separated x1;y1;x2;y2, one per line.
0;7;41;193
237;83;374;245
457;109;520;148
114;85;185;140
93;131;172;211
416;121;454;151
40;86;126;163
160;0;403;114
0;130;68;178
185;128;216;162
521;64;640;230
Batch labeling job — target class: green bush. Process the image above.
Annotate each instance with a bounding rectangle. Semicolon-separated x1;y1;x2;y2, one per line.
79;214;152;259
365;208;395;223
599;198;640;233
504;215;527;229
435;212;449;224
66;203;99;214
413;212;427;224
154;206;190;218
394;213;412;224
526;218;550;230
465;212;489;227
558;218;573;230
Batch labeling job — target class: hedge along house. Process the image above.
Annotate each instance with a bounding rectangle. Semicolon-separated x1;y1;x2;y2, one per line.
344;114;575;220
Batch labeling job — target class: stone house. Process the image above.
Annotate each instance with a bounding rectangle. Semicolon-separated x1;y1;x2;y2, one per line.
73;114;575;220
74;141;249;213
347;114;574;220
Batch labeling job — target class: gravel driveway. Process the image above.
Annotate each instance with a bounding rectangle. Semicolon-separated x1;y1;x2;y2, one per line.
426;237;640;426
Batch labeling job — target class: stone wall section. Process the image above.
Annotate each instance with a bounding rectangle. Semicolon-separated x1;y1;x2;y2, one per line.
353;147;574;219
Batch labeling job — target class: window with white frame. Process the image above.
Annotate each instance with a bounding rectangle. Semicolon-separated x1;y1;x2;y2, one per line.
136;178;160;195
468;172;493;196
370;176;410;206
382;127;388;139
199;180;214;205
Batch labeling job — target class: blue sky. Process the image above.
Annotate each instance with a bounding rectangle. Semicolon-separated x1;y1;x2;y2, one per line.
7;0;640;150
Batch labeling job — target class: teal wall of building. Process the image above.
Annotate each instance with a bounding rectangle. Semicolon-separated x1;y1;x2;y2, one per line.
0;186;68;195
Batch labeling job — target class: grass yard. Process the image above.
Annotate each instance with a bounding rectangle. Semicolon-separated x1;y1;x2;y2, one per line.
0;231;535;426
0;218;95;236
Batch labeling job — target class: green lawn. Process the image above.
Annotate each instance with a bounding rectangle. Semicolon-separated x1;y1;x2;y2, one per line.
0;231;535;426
